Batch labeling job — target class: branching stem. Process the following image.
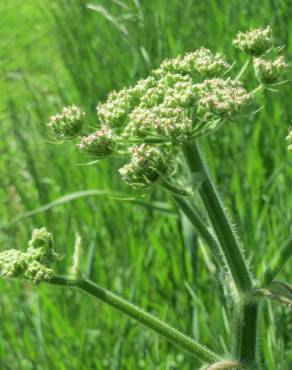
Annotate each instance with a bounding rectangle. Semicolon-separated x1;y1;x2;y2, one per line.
182;142;253;293
49;275;219;364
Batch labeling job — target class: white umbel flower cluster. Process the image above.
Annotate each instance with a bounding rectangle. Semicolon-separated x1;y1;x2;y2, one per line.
153;47;230;77
48;105;85;140
197;78;251;117
47;26;287;189
233;26;272;56
253;56;287;84
77;126;116;158
140;73;197;109
0;228;59;284
119;144;175;188
97;77;156;128
124;106;193;142
93;47;241;188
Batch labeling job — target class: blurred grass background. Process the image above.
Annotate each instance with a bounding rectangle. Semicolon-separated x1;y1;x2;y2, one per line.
0;0;291;369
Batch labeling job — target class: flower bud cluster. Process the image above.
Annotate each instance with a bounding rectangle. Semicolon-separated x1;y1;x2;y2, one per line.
24;261;54;284
286;129;292;151
184;48;231;77
197;78;251;117
27;227;58;265
140;73;197;109
96;77;156;127
77;126;116;158
0;228;59;284
48;26;287;190
254;56;287;84
119;144;175;188
233;26;272;56
154;47;230;78
48;105;85;139
124;106;193;142
0;250;27;278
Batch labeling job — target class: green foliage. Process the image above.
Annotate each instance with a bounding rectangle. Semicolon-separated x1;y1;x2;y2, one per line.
0;0;291;369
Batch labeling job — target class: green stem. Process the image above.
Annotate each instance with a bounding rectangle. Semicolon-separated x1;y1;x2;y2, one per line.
182;143;253;293
235;58;251;81
171;195;221;260
232;299;258;368
160;178;190;197
49;275;219;363
116;137;171;144
261;237;292;287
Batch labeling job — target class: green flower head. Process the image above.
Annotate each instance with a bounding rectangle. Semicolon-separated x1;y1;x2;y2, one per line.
77;126;116;158
48;105;85;140
124;105;193;142
197;78;251;118
233;26;273;56
0;228;59;284
119;144;176;188
153;47;230;78
254;56;287;84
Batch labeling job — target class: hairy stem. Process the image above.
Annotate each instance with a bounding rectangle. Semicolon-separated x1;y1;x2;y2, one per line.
171;195;221;260
232;299;258;369
49;275;219;363
261;237;292;287
160;178;190;197
182;143;253;293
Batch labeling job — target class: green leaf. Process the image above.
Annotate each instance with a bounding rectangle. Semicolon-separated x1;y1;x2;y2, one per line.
6;190;176;226
256;281;292;309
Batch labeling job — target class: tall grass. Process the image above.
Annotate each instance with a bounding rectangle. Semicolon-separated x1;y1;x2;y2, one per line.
0;0;291;368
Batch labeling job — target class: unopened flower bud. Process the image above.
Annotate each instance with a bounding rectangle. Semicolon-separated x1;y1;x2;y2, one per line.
97;88;137;127
233;26;272;56
139;73;197;110
183;48;230;77
254;56;287;84
197;78;251;118
0;249;28;278
153;56;184;76
24;260;53;284
28;227;53;249
48;105;85;139
27;227;58;265
119;144;175;188
97;77;156;128
160;73;198;108
0;227;59;284
124;105;193;142
153;48;230;78
77;126;116;158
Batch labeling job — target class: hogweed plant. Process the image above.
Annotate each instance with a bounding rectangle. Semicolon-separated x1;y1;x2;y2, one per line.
1;27;291;369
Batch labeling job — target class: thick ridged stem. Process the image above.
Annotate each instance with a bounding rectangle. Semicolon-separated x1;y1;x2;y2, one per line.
182;143;253;293
49;275;219;363
232;299;259;369
261;237;292;287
